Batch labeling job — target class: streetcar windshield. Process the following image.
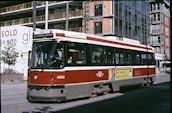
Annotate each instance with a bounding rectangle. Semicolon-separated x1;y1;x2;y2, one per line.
31;41;64;69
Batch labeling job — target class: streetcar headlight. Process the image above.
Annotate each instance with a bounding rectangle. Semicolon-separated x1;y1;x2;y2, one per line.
34;74;38;80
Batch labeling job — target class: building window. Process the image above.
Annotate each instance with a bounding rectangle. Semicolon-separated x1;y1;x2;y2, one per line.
7;21;12;26
125;22;128;38
25;2;32;8
154;14;156;21
14;19;19;24
134;25;137;37
119;19;122;36
0;8;6;13
95;4;102;16
153;4;156;10
24;18;29;23
150;4;152;11
157;3;160;10
135;14;137;23
150;15;153;22
155;47;161;53
165;26;169;36
53;23;65;30
129;24;131;38
94;22;102;34
157;13;160;21
125;5;128;21
115;3;118;17
158;36;161;43
166;47;169;57
1;22;4;26
119;3;122;18
165;16;169;25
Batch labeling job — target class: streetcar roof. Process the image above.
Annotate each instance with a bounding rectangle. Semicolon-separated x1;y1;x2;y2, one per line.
33;29;154;53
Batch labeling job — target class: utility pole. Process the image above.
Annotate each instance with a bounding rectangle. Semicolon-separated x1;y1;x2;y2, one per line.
45;1;48;29
33;1;36;31
66;1;69;31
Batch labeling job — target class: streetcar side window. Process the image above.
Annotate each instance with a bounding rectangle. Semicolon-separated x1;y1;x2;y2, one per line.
148;53;155;65
91;45;104;65
104;47;114;65
140;52;155;65
126;50;133;65
119;49;125;65
66;42;86;65
134;51;141;65
141;52;147;65
115;49;120;65
115;48;125;65
148;54;152;65
65;42;155;66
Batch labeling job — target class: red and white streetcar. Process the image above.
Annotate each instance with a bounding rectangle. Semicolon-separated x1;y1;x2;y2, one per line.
27;29;156;102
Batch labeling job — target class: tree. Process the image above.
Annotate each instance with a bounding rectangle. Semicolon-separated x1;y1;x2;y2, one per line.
1;44;18;72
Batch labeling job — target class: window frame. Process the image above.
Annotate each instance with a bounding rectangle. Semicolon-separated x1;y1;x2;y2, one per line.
62;42;156;67
104;46;115;65
94;21;102;34
94;4;103;16
65;42;87;66
90;44;105;66
133;50;141;65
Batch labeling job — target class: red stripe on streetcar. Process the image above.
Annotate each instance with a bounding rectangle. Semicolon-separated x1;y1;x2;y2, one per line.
133;68;155;77
29;67;155;84
56;33;65;37
87;36;152;50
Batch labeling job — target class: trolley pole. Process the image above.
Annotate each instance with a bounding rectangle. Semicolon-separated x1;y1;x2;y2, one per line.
66;1;69;31
45;1;48;29
33;1;36;31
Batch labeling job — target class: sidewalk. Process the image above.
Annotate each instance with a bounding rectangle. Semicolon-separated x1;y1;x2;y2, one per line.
1;80;27;85
155;72;170;84
156;72;170;76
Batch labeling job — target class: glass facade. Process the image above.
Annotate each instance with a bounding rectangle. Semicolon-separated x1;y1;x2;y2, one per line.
114;1;150;44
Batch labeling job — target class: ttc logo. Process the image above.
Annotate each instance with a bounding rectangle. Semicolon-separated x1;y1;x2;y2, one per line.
96;71;104;78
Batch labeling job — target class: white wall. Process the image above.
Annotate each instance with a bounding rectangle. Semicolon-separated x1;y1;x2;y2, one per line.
0;25;35;80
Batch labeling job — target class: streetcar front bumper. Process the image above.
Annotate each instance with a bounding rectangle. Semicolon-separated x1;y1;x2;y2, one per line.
27;85;66;102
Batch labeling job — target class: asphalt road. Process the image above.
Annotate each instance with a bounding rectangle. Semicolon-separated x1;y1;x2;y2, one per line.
1;72;171;113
